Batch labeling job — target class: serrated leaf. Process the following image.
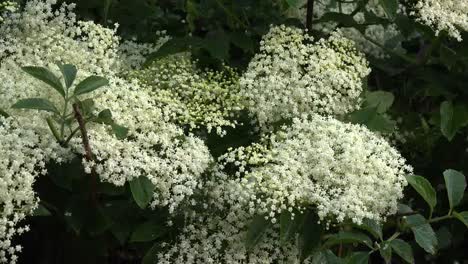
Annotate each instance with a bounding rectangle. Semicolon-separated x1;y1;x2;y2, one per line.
379;241;392;264
204;30;230;61
285;0;301;8
347;252;369;264
355;219;383;240
12;98;60;115
142;243;161;264
245;215;270;251
405;175;437;211
58;63;77;89
144;36;203;65
22;66;65;97
129;176;155;209
440;101;468;141
74;76;108;96
378;0;398;20
348;107;395;133
365;91;394;113
405;214;437;254
453;211;468;228
33;204;51;216
390;239;414;264
325;231;372;248
130;220;166;242
311;250;343;264
443;169;466;209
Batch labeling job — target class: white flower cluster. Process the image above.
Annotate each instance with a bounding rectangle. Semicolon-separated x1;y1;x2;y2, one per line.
127;53;243;136
412;0;468;41
0;117;64;263
158;115;412;263
0;1;212;261
157;171;309;264
240;25;370;129
0;1;16;23
221;115;411;224
73;77;213;212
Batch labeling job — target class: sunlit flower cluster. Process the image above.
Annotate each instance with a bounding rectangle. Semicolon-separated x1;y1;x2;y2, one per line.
219;115;411;224
127;54;244;135
240;25;370;129
412;0;468;41
0;1;212;261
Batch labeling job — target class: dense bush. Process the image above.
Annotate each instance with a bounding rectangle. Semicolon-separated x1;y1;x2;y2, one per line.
0;0;467;263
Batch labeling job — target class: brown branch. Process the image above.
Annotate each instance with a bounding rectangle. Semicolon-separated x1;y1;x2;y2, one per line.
73;103;93;161
306;0;315;32
72;103;97;204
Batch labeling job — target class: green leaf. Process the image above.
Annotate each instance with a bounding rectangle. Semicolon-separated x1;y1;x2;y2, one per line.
203;30;230;61
299;213;322;261
130;220;166;242
33;204;51;216
405;175;437;211
58;63;77;89
129;176;155;209
142;243;161;264
0;108;9;118
436;226;452;249
325;231;372;248
348;107;395;133
230;32;255;53
378;0;398;20
74;76;108;96
347;252;369;264
379;241;392;264
405;214;437;254
390;239;414;264
443;169;466;209
144;36;203;65
111;123;129;140
311;250;343;264
280;210;304;244
285;0;301;8
453;211;468;228
365;91;394;113
440;101;468;141
245;215;270;251
12;98;59;115
355;219;383;240
22;66;65;97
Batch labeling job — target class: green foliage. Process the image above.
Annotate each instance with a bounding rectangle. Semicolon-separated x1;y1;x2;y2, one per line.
129;176;155;209
12;0;468;263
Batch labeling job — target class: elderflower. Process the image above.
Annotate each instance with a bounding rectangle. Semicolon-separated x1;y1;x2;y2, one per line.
240;25;370;129
412;0;468;41
126;53;244;135
220;115;412;225
0;117;63;263
0;1;16;23
0;1;212;262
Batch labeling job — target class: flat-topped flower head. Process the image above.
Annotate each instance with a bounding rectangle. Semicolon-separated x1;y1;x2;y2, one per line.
219;115;412;225
240;25;370;130
127;54;244;136
412;0;468;41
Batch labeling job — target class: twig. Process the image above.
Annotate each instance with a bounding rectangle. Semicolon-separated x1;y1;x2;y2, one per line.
72;103;93;161
306;0;315;32
72;103;98;203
